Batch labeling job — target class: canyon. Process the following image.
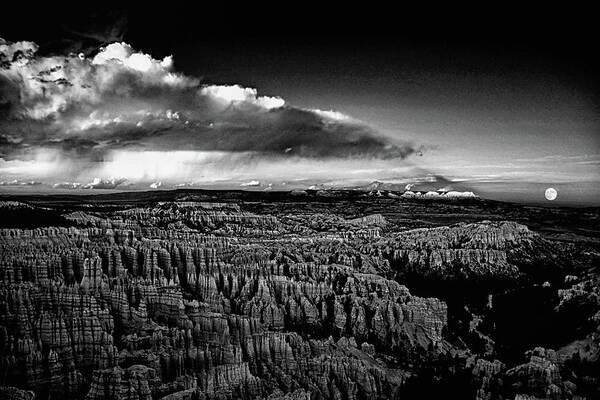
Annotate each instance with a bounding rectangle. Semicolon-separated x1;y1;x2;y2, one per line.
0;190;598;399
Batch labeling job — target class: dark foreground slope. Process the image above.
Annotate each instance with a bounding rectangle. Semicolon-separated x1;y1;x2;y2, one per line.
0;190;598;400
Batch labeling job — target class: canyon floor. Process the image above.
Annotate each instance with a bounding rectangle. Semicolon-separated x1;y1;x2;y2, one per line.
0;190;598;400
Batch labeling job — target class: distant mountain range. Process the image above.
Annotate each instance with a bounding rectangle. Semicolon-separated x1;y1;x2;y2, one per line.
304;181;479;199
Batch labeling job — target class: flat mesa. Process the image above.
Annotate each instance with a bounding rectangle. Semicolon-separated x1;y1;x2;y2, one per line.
545;187;558;201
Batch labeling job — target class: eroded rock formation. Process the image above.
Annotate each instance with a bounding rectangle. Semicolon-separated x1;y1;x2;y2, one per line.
0;196;597;399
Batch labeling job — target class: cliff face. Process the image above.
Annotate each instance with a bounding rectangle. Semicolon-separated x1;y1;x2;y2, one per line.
382;221;563;285
0;197;596;400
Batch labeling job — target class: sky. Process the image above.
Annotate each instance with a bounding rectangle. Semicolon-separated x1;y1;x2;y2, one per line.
0;6;598;205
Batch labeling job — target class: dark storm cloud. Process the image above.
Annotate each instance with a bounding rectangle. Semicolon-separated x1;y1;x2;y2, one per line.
0;39;419;165
56;107;417;159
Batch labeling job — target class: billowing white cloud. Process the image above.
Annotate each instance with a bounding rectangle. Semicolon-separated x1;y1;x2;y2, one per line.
0;40;38;64
0;40;197;122
92;43;173;73
0;38;421;187
53;181;82;189
199;85;284;110
310;109;352;122
240;180;261;187
83;177;127;189
0;179;41;186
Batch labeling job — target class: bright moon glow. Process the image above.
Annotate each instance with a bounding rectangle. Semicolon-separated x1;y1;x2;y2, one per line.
545;187;558;201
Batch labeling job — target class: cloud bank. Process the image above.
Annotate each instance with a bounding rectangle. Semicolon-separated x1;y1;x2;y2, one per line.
0;38;420;186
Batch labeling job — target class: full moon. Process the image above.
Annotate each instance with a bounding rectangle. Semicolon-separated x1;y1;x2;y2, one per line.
545;187;558;201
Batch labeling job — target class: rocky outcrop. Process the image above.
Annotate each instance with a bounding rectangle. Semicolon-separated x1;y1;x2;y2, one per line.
0;195;591;400
0;211;444;399
506;347;573;400
383;221;558;283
